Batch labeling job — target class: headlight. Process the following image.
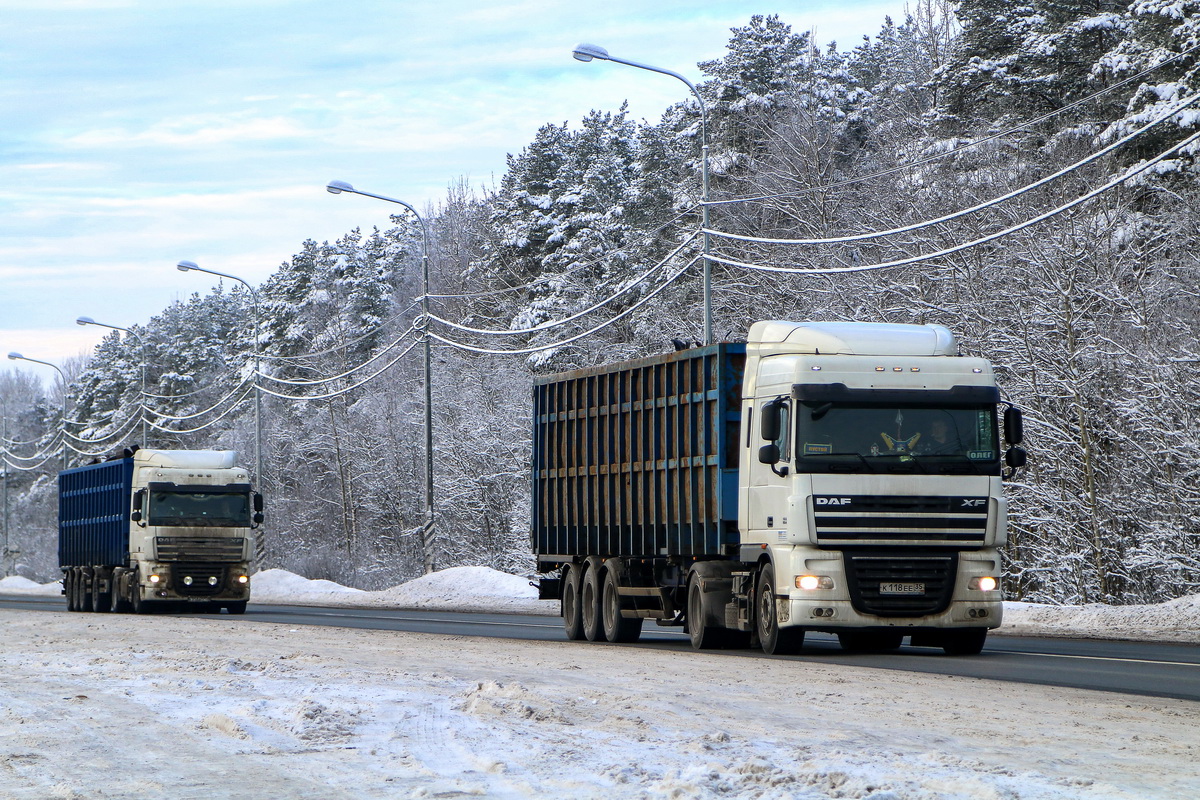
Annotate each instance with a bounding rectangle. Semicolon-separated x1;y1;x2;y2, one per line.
236;575;249;585
183;576;193;586
148;574;162;584
969;576;999;592
796;575;834;590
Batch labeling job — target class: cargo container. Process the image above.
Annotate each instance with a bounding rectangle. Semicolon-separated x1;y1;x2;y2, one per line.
533;321;1026;655
58;448;262;614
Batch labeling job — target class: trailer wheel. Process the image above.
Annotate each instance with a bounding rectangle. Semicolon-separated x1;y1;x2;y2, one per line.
81;568;96;612
602;565;642;643
941;628;987;655
65;570;76;612
580;559;604;642
757;564;804;655
561;563;585;641
93;571;112;613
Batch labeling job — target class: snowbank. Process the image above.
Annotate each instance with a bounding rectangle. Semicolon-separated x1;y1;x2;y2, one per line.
6;568;1200;642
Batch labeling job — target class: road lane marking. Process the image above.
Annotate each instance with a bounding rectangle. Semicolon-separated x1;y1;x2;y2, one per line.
987;648;1200;669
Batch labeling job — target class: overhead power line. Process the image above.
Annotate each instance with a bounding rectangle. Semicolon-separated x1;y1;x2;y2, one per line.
706;125;1200;275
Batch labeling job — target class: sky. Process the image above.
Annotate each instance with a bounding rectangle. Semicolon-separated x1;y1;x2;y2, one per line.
1;0;909;380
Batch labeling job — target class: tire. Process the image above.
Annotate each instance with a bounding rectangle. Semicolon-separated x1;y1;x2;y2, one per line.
224;601;248;615
838;631;904;652
757;563;805;655
580;560;604;642
561;563;585;641
942;628;987;655
131;577;148;615
111;571;131;614
65;570;76;612
82;569;96;612
601;565;642;643
687;575;724;650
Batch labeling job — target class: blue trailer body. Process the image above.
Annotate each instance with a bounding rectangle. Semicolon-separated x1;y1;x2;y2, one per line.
58;458;134;568
532;343;746;560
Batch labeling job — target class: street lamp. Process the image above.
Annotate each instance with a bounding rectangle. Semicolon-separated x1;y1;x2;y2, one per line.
327;179;436;574
572;42;714;345
7;352;68;472
77;316;148;448
175;261;263;519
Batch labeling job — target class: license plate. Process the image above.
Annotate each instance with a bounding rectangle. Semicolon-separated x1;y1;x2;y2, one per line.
880;582;924;595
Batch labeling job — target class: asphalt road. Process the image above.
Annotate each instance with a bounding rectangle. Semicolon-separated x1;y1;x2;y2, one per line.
4;594;1198;702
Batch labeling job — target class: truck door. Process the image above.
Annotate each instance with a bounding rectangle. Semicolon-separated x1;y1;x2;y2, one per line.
746;395;793;541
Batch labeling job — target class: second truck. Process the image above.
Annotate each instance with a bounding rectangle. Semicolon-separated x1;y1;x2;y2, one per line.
533;320;1025;655
58;447;263;614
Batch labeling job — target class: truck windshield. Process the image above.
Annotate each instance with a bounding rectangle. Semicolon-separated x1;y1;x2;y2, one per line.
795;402;999;474
148;491;251;527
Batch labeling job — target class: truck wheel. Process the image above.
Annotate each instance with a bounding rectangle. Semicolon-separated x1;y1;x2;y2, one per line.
838;631;903;652
580;560;604;642
602;565;642;643
225;601;248;615
561;563;585;641
111;571;131;613
131;581;147;615
64;570;75;612
687;576;723;650
757;564;805;655
942;628;987;655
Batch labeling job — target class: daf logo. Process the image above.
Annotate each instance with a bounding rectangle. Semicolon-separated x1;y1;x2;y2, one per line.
961;499;986;508
815;497;853;506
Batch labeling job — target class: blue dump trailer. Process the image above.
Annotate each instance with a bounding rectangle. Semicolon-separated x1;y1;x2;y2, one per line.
58;448;261;614
533;322;1026;655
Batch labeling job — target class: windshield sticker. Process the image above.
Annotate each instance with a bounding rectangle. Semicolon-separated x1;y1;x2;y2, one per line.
804;442;833;455
968;450;995;460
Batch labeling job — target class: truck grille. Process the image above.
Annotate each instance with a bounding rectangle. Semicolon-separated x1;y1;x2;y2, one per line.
169;563;227;596
155;537;245;562
813;495;988;546
843;551;958;617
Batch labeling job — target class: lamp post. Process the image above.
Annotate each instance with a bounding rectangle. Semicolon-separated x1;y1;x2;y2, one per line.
572;42;714;345
7;352;68;472
175;261;263;511
327;179;436;573
77;316;148;449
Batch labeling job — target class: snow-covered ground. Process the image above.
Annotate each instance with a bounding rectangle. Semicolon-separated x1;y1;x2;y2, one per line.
2;569;1199;798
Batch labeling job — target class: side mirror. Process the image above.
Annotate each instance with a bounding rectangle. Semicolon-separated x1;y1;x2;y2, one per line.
759;399;782;442
131;489;144;524
253;492;264;513
758;443;780;464
1005;446;1027;469
1004;406;1024;445
252;512;265;525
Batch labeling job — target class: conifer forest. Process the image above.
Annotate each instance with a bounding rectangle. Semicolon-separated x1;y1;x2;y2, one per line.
4;1;1200;605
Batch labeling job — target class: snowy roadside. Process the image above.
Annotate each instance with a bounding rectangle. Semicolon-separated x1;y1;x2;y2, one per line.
2;608;1198;799
4;566;1200;644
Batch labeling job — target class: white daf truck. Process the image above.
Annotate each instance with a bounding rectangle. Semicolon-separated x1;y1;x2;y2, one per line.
534;321;1026;655
59;448;263;614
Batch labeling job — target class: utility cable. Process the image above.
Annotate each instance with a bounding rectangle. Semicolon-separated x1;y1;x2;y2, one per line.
142;380;252;421
706;125;1200;275
429;256;700;356
704;90;1200;247
253;322;421;386
427;232;700;336
253;338;422;401
145;384;254;434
